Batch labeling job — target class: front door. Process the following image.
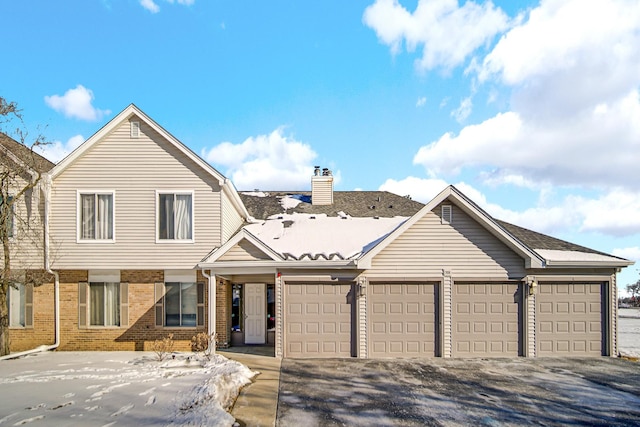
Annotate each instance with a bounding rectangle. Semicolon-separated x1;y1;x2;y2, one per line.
245;283;266;344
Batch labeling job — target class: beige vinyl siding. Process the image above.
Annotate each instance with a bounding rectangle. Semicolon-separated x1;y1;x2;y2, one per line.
218;240;272;261
1;177;46;270
50;117;222;269
221;191;243;243
367;204;526;279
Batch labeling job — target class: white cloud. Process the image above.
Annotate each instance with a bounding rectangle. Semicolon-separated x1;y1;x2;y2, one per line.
379;176;449;202
140;0;159;13
36;134;85;163
379;175;640;238
363;0;510;71
613;247;640;263
44;85;110;121
202;128;330;191
573;189;640;236
416;96;427;107
140;0;194;13
414;90;640;189
451;96;472;123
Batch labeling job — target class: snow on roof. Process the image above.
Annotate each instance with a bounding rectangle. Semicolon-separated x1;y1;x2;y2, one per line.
279;195;304;210
536;249;627;264
242;191;269;197
245;213;408;260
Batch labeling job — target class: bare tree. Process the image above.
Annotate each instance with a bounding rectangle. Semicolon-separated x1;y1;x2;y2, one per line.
0;97;55;356
627;280;640;306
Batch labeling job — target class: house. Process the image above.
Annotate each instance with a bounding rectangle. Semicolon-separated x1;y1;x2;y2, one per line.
5;104;634;358
1;133;55;351
202;179;633;358
8;104;250;352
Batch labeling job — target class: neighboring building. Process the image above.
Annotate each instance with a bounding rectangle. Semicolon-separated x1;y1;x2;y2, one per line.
5;105;634;357
1;133;55;349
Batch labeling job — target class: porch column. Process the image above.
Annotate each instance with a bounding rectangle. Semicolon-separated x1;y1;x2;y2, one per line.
275;271;283;358
203;269;216;354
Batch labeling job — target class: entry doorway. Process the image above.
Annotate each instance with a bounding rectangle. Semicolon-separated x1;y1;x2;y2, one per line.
230;283;275;347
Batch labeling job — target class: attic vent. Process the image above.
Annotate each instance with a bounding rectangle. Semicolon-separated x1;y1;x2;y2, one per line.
441;205;452;224
131;121;140;138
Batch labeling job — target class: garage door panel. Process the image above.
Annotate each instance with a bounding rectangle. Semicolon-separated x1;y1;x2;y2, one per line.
453;283;520;357
536;283;603;356
369;283;437;358
285;283;353;358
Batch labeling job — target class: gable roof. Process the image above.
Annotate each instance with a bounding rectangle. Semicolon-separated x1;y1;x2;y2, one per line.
201;227;283;264
239;191;424;219
0;132;55;173
49;104;249;220
357;186;548;269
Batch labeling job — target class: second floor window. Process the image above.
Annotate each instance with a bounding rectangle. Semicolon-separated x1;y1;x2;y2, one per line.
80;193;114;240
158;193;193;240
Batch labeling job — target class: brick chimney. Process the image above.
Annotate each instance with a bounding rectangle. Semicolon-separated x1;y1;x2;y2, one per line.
311;166;333;205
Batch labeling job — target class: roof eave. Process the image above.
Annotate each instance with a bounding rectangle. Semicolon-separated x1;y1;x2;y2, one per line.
198;260;358;271
544;259;635;268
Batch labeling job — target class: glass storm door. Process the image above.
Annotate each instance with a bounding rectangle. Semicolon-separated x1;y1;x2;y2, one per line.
244;283;266;344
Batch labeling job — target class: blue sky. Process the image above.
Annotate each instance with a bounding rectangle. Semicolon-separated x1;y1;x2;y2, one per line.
1;0;639;290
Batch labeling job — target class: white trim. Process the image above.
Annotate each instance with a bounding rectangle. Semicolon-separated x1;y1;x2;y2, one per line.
165;269;197;283
201;228;283;264
155;190;195;243
76;190;116;243
88;270;121;283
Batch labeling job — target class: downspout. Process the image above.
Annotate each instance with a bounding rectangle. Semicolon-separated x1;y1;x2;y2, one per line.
202;268;216;355
0;175;59;361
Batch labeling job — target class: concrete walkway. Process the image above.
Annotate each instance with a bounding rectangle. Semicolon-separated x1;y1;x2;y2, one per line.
219;347;281;427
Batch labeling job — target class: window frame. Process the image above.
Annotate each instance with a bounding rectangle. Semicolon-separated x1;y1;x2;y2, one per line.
8;283;32;328
155;281;204;329
155;190;195;243
76;190;116;243
88;282;121;327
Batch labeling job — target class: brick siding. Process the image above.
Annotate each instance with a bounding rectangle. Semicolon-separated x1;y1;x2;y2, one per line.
9;269;233;353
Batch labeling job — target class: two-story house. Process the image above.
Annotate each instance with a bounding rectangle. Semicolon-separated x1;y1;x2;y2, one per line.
6;104;634;358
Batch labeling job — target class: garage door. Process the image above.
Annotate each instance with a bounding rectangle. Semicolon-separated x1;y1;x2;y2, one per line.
369;283;437;358
453;283;520;357
284;283;354;358
537;283;603;356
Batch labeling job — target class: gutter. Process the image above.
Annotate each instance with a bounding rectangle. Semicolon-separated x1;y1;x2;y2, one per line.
1;176;60;361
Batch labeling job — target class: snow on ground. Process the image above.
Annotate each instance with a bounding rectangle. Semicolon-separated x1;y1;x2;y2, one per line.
0;351;256;427
619;308;640;359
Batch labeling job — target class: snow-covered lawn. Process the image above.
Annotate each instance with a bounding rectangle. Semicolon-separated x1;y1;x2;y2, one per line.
619;308;640;359
0;352;256;427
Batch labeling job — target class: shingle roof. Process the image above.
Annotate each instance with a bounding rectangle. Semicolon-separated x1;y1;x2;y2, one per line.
0;132;55;173
239;191;424;219
495;220;614;257
240;189;617;259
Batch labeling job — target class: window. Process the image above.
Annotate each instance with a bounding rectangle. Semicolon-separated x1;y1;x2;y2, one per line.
165;282;197;326
158;192;193;240
79;192;114;240
1;195;14;238
89;282;120;326
155;281;204;328
78;276;128;328
8;283;32;328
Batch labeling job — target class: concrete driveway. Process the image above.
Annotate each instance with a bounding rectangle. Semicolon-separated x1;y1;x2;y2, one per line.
277;357;640;426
